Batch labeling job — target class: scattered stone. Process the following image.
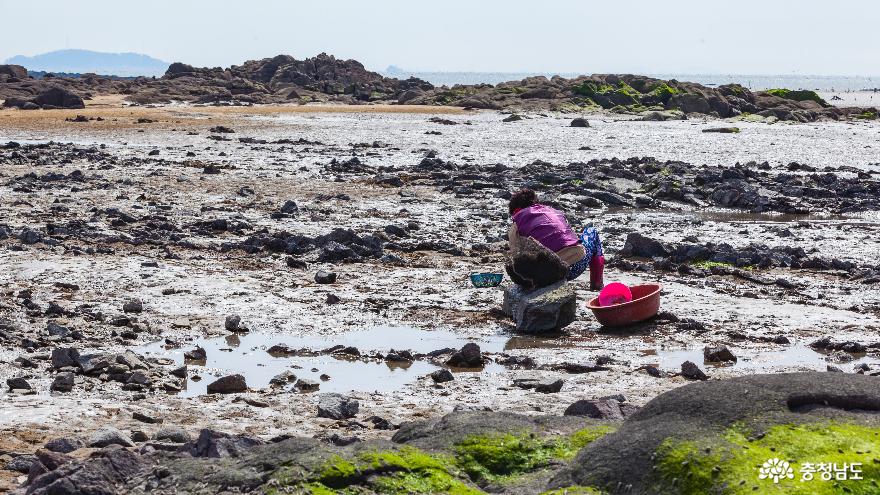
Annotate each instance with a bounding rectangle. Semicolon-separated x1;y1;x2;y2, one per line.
123;299;144;313
564;399;626;419
430;369;454;383
225;315;245;332
51;347;80;368
184;346;207;360
270;371;297;386
445;343;483;368
314;270;337;284
366;415;394;430
703;345;737;363
44;437;84;454
7;377;31;390
286;257;308;269
154;426;191;444
132;411;163;424
206;374;247;394
188;429;263;458
4;454;38;473
681;360;708;380
51;372;75;392
317;393;360;419
643;365;666;378
513;378;564;393
88;427;134;448
295;378;320;392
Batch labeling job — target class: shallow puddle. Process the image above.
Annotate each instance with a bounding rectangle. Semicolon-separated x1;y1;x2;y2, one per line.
137;326;530;397
646;344;880;372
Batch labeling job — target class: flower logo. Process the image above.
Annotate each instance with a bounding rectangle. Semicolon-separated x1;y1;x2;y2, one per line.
759;458;794;483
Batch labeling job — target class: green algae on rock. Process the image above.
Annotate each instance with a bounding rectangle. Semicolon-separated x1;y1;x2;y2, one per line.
766;88;830;107
655;422;880;494
269;447;482;495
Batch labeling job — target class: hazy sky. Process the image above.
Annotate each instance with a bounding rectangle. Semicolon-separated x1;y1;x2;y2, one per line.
1;0;878;75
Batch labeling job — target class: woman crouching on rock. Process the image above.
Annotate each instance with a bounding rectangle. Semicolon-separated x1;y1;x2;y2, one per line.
506;188;604;291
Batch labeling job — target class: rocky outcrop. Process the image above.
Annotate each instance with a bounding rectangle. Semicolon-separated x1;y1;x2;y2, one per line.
408;73;875;121
550;372;880;494
1;55;875;120
2;85;85;109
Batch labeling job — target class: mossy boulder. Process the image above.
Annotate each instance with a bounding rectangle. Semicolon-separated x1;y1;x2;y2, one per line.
550;372;880;494
766;88;829;107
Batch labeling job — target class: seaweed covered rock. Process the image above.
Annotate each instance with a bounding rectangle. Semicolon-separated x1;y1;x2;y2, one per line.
550;372;880;494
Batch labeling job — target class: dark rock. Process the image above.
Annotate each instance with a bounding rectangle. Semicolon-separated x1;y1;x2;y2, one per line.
570;117;590;127
122;299;144;313
51;347;80;369
7;377;31;390
24;447;147;494
314;270;337;284
702;127;740;133
643;365;666;378
206;374;247;394
445;343;483;368
502;282;577;333
184;346;207;361
43;437;83;455
620;233;668;258
430;369;454;383
33;86;85;109
270;371;297;386
703;345;737;363
153;426;191;444
295;378;320;391
35;449;73;470
225;315;244;331
366;416;395;430
188;429;263;458
286;257;308;269
171;365;188;378
564;399;625;419
51;372;75;392
88;427;134;448
130;430;150;442
680;360;708;380
316;393;360;419
5;454;38;473
513;378;564;393
132;411;163;424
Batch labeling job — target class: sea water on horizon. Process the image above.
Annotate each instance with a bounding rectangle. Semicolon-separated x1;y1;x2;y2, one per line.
382;70;880;92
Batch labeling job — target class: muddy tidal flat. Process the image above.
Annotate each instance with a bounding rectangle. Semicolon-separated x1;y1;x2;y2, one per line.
1;103;879;493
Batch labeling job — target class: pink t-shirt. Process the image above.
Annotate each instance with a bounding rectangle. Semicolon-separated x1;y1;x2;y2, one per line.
513;204;580;253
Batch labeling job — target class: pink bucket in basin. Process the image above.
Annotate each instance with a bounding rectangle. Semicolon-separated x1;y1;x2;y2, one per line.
598;282;633;307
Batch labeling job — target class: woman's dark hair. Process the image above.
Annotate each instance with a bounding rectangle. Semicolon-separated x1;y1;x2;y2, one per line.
508;188;538;215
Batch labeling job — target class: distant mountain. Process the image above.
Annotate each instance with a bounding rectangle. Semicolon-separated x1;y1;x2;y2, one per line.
5;49;169;77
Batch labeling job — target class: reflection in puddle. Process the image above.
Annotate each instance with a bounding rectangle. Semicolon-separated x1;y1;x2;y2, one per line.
138;326;515;397
648;345;880;372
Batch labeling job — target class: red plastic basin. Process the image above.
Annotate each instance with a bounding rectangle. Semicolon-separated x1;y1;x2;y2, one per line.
587;283;662;327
